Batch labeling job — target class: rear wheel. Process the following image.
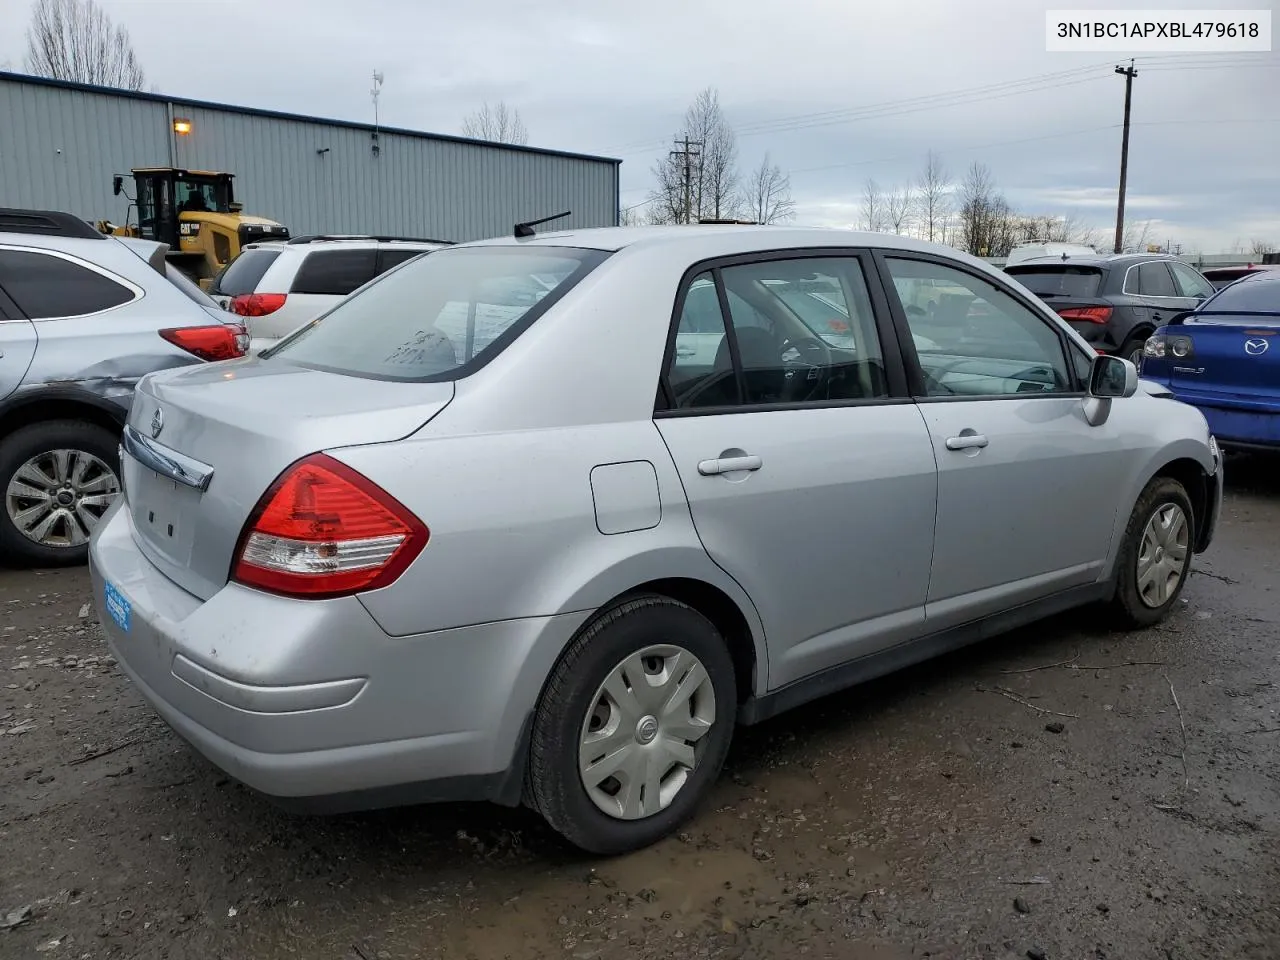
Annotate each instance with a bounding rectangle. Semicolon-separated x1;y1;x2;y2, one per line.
0;421;121;567
527;595;736;854
1119;333;1150;366
1110;477;1194;629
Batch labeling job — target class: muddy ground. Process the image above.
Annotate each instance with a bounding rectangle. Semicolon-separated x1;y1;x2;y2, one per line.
2;459;1278;960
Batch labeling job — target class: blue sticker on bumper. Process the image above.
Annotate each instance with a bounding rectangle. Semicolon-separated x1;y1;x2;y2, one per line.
104;581;131;634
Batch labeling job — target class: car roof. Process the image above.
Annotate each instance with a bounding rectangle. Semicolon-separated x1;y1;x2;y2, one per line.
242;237;445;253
1007;253;1182;268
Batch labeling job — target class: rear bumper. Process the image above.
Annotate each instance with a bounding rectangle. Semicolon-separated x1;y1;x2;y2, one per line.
1160;389;1280;450
88;501;587;810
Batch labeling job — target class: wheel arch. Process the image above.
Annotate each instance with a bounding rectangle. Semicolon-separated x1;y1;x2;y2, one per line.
0;387;128;443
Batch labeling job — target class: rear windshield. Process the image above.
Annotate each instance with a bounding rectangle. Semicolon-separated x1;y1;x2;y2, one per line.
211;249;280;296
1005;266;1103;298
264;246;609;381
1194;278;1280;321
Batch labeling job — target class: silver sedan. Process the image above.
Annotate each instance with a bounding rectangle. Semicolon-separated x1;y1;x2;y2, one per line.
89;226;1222;853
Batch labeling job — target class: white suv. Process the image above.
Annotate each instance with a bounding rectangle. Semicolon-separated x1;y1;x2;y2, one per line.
209;235;450;349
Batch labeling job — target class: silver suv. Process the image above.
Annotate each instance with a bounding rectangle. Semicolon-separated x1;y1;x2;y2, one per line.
90;225;1221;854
209;235;450;350
0;208;248;566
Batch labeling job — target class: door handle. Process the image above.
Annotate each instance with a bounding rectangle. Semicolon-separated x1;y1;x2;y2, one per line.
698;455;762;476
945;434;989;451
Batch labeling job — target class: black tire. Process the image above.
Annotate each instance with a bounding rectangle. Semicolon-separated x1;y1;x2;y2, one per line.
0;420;121;568
527;595;737;855
1119;333;1150;367
1110;476;1195;629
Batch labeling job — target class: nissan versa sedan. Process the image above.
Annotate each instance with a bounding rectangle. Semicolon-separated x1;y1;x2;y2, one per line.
90;226;1222;854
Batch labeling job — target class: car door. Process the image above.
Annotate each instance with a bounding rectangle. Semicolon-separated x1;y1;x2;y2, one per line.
877;252;1129;630
1131;260;1196;331
0;263;38;401
654;252;939;690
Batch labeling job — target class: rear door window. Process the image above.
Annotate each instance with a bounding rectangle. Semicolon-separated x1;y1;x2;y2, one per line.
1134;262;1177;297
211;249;281;296
1004;266;1103;299
375;248;427;276
0;249;138;319
290;249;379;296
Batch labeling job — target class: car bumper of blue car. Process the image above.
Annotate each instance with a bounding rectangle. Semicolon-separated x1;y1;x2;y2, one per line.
87;500;587;812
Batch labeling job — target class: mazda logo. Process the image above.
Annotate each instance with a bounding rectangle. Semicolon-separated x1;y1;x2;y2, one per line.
1244;338;1270;356
150;407;164;439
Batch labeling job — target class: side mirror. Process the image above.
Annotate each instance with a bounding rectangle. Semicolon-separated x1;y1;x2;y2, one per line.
112;175;124;196
1090;354;1138;399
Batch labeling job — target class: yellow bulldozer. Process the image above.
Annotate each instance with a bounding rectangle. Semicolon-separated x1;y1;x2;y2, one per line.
96;168;290;288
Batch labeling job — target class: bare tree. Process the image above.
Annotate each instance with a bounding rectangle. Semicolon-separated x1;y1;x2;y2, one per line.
618;204;646;227
914;150;951;243
23;0;145;90
648;87;744;223
885;184;914;235
860;179;884;232
1121;218;1154;253
1250;238;1276;258
461;101;529;145
742;153;795;224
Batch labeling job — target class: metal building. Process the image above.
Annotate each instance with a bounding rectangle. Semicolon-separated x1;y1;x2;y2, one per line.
0;71;621;242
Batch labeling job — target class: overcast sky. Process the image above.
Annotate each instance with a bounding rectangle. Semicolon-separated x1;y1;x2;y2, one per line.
2;0;1277;251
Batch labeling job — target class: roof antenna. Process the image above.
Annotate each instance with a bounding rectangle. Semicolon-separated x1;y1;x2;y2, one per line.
515;210;571;239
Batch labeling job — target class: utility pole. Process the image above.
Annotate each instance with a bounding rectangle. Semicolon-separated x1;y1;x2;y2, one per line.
670;136;703;224
1113;59;1137;254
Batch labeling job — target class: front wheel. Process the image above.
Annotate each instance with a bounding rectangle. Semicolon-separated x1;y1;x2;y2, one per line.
527;596;737;854
1110;477;1194;628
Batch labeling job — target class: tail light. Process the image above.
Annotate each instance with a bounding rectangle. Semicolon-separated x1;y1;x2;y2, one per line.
1144;334;1194;360
232;454;428;599
230;293;287;317
159;323;248;361
1056;306;1113;324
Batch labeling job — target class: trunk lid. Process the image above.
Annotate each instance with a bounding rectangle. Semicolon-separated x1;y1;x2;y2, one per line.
1169;316;1280;399
122;356;454;600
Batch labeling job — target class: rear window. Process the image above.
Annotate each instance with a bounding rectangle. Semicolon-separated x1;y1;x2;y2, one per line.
265;246;609;381
212;249;280;296
1005;266;1102;298
290;249;378;296
1196;278;1280;320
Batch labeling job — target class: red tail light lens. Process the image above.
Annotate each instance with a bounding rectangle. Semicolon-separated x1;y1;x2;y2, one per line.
232;454;428;599
159;323;248;361
1056;306;1113;324
230;293;287;317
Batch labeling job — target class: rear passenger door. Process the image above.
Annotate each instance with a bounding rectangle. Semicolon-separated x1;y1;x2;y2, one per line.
0;259;38;401
1131;261;1197;334
654;251;939;690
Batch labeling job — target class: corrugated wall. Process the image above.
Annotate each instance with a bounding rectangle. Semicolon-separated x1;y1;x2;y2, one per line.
0;74;620;242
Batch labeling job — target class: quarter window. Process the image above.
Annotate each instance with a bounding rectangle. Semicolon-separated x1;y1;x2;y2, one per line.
0;250;137;319
664;257;888;410
290;249;379;296
884;257;1072;398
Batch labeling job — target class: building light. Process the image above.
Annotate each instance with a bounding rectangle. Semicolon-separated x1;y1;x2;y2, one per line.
173;118;192;135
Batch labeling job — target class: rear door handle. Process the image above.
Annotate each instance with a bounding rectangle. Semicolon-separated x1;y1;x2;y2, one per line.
698;455;762;476
945;434;989;451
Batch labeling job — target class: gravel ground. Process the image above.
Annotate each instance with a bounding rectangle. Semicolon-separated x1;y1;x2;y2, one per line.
2;457;1278;960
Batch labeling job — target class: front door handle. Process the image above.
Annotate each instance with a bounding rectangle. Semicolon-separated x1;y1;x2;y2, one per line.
698;455;762;476
945;434;989;451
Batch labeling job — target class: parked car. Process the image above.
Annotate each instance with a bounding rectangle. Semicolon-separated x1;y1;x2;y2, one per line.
90;225;1222;854
0;208;248;566
1141;272;1280;451
209;235;450;350
1200;264;1280;290
1005;254;1216;364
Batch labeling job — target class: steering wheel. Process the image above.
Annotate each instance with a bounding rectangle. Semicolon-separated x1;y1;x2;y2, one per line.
779;335;833;402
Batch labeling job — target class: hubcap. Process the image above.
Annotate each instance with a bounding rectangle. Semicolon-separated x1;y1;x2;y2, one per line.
4;449;120;549
1136;502;1189;608
578;644;717;821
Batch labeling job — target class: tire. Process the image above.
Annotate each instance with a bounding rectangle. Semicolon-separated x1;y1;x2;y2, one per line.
0;420;122;568
1119;333;1150;367
527;595;737;855
1110;476;1195;629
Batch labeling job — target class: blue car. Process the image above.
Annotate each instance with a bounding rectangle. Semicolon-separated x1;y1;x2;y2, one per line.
1141;273;1280;451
